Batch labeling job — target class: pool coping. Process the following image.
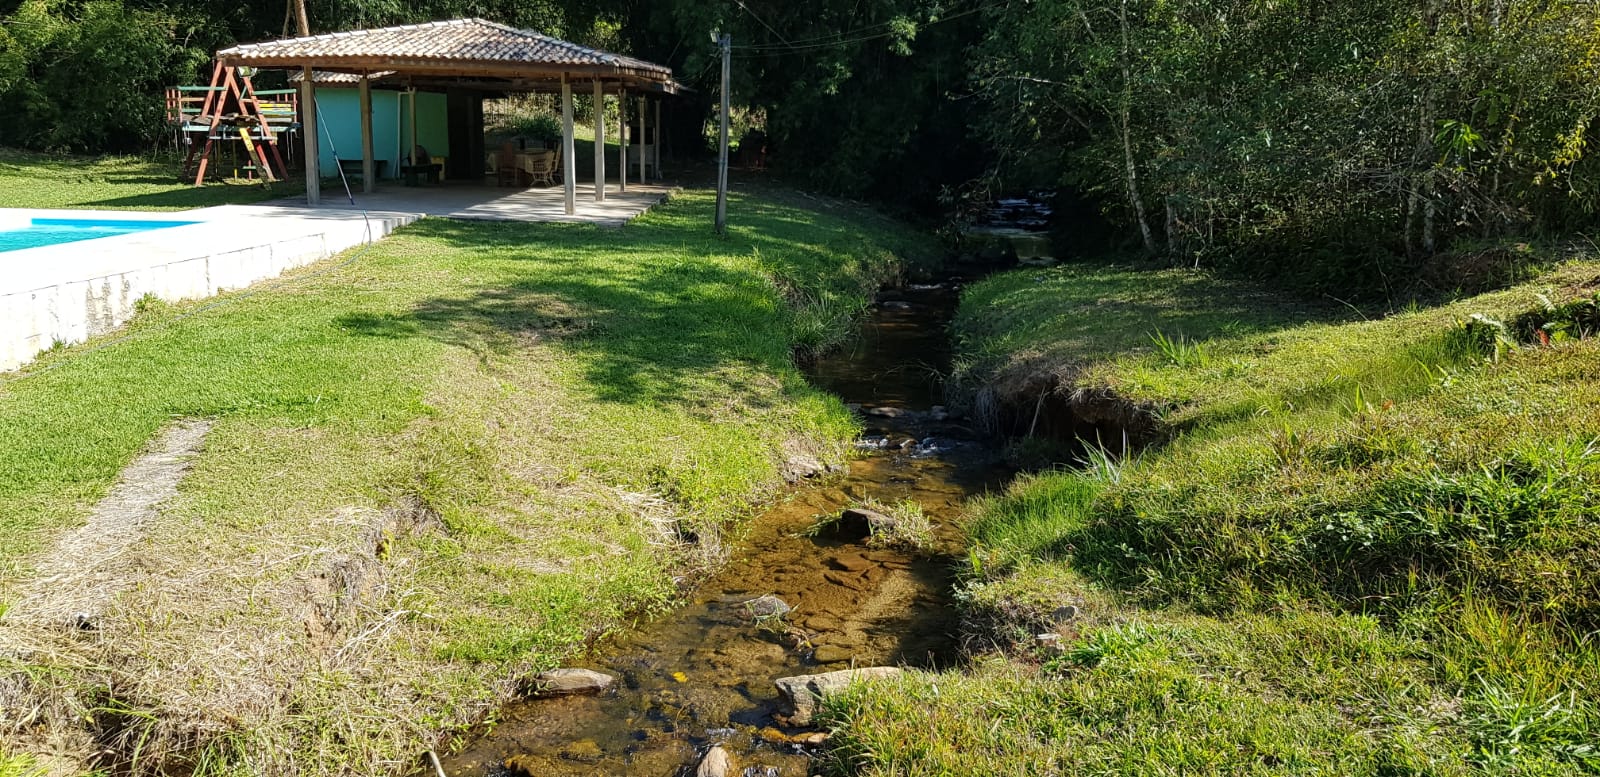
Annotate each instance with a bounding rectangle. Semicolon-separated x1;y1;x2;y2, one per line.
1;205;420;372
1;207;408;296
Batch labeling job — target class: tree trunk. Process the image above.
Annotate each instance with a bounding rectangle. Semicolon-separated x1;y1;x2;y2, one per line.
1118;0;1158;255
1165;195;1181;262
1406;89;1435;258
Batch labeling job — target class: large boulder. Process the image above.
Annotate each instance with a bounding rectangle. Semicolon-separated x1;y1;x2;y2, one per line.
774;667;903;726
530;668;615;696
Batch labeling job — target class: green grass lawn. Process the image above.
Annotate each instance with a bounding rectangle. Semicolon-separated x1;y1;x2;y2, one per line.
0;148;302;210
950;264;1322;400
0;188;934;774
825;261;1600;775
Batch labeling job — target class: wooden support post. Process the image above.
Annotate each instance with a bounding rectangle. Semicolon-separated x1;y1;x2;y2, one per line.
618;87;627;192
408;88;418;168
294;0;317;203
716;33;731;233
359;74;375;193
561;73;576;215
653;98;662;180
302;68;320;205
592;79;605;202
637;94;647;184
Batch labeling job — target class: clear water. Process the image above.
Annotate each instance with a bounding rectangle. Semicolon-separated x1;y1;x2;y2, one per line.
438;267;1015;777
0;218;196;253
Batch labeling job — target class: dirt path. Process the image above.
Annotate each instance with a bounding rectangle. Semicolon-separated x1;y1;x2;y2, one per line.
9;419;212;628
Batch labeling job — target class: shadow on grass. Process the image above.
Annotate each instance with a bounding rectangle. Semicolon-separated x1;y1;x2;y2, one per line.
0;149;304;210
333;192;909;409
75;184;293;210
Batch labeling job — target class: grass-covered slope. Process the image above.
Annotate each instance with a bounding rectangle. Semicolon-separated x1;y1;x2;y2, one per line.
950;264;1312;400
824;262;1600;776
0;189;933;775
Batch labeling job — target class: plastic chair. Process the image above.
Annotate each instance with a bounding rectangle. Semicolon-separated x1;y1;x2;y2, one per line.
524;149;557;187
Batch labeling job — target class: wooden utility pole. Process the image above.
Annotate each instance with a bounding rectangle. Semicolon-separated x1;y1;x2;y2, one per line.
715;32;731;234
293;0;319;204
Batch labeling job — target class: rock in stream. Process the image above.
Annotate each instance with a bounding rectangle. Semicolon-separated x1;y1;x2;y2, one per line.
530;668;615;696
774;666;904;725
696;744;734;777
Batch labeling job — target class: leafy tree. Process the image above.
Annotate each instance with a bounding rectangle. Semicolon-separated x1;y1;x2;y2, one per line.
972;0;1600;294
0;0;208;151
592;0;990;204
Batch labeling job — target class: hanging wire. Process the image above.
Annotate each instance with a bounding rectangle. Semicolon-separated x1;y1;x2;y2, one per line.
728;2;995;54
731;0;792;48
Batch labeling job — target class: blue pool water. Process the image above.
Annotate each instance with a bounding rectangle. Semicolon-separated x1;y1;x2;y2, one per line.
0;218;197;253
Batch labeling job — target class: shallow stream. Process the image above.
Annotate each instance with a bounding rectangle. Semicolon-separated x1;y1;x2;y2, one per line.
438;265;1012;776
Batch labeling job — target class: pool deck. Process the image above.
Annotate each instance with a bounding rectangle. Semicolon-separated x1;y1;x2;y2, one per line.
275;180;675;226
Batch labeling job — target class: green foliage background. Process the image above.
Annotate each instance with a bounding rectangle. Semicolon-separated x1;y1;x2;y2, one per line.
3;0;1600;287
972;0;1600;292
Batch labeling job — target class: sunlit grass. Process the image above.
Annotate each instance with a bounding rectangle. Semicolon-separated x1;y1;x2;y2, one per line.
0;187;935;773
0;147;302;210
836;259;1600;775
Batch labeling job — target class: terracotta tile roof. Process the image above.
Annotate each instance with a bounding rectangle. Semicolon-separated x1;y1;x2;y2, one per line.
219;18;673;82
288;70;396;84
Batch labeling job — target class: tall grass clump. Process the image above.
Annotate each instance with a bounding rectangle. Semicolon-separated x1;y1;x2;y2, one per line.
1149;329;1209;368
0;752;41;777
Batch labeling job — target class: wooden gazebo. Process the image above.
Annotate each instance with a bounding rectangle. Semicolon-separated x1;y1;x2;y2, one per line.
216;18;679;211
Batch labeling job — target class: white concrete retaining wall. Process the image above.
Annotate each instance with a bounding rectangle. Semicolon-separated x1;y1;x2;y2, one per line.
1;206;418;372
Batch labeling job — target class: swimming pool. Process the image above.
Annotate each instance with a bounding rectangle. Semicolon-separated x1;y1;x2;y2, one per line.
0;217;198;253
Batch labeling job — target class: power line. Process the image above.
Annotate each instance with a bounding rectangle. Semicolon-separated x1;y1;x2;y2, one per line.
732;3;987;50
728;4;992;56
732;0;792;48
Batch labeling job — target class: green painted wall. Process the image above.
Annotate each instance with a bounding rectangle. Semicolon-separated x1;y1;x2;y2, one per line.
313;88;401;179
313;88;449;179
399;91;450;171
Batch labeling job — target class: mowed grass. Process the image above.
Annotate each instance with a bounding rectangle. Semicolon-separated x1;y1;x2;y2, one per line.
0;148;301;210
949;264;1321;398
824;261;1600;775
0;188;933;774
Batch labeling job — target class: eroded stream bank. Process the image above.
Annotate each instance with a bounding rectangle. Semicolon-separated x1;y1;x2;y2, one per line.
438;263;1014;777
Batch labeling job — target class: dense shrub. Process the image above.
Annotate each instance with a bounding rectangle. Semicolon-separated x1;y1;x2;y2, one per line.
0;0;208;152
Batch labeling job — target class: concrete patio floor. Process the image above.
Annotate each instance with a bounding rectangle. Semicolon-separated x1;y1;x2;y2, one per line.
274;179;674;226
